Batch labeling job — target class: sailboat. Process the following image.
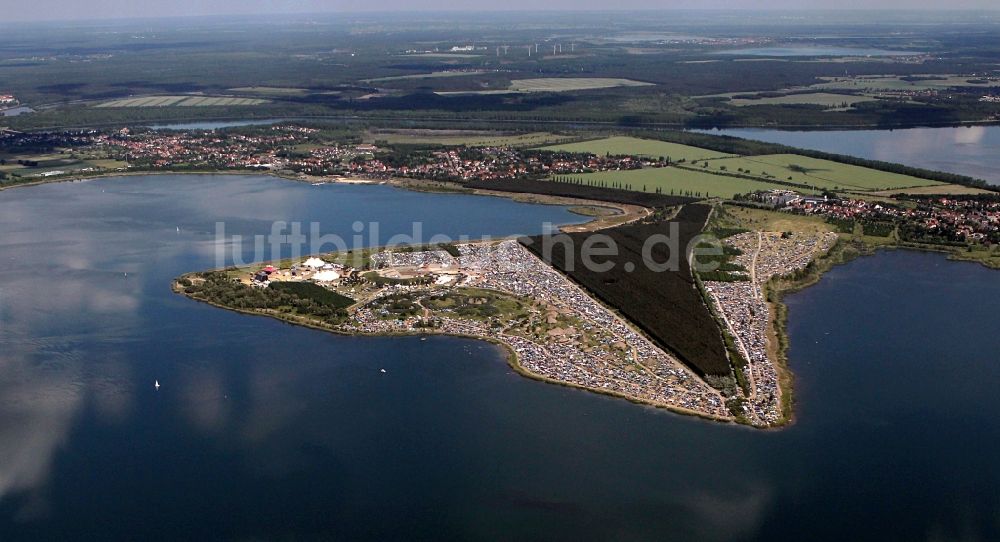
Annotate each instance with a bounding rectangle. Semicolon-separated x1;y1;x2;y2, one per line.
154;380;160;390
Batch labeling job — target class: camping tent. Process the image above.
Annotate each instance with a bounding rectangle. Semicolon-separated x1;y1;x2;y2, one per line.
303;257;327;269
312;270;341;282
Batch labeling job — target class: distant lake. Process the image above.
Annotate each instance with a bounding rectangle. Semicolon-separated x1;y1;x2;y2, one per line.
1;106;34;117
1;175;998;540
714;46;920;57
148;118;291;130
696;126;1000;186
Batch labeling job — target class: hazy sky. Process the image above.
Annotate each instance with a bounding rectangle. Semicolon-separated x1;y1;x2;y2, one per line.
5;0;997;22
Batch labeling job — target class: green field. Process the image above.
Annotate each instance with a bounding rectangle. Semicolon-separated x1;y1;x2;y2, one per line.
229;86;311;96
439;78;653;95
704;154;944;192
812;75;999;92
872;183;994;196
0;150;127;180
370;130;574;147
538;136;732;161
509;78;653;92
551;166;817;199
402;53;482;59
728;92;879;108
97;96;268;108
364;70;487;82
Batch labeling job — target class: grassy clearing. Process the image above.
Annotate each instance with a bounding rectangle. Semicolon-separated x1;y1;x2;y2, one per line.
0;149;127;179
228;86;309;96
567;205;622;217
364;70;487;82
552;167;817;199
813;75;998;92
509;78;653;92
538;136;732;161
402;53;482;58
436;78;653;95
97;96;268;108
705;154;943;192
728;92;879;108
871;184;995;196
369;130;573;147
720;205;835;234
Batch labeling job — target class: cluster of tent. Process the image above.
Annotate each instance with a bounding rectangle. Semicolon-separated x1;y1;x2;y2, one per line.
302;257;340;282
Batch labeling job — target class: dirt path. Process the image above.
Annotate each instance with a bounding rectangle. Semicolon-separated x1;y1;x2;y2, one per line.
750;231;762;297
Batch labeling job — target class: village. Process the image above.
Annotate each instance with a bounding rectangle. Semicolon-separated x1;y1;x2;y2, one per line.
749;189;1000;245
1;125;667;183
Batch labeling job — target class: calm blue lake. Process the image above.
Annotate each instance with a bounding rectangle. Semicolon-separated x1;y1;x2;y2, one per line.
0;174;997;540
697;126;1000;186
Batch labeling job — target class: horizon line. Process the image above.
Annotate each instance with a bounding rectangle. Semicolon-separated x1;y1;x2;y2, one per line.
5;7;1000;25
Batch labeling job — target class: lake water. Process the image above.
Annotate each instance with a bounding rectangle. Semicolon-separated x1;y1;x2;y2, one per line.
1;106;34;117
1;175;998;540
148;118;291;130
697;126;1000;186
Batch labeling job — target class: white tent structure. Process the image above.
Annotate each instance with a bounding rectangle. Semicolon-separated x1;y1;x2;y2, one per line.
312;270;341;282
302;257;327;269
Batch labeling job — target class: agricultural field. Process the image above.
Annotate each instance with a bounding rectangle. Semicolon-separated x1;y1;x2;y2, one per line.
872;183;995;196
401;52;482;59
538;136;732;161
812;75;999;92
96;96;269;108
364;70;487;82
228;86;311;96
465;178;694;208
439;78;653;95
509;78;653;92
554;166;817;199
368;130;574;147
0;151;127;180
727;92;879;108
704;154;945;192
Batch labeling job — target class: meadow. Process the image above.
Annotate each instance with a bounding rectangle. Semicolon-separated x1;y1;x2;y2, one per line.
728;92;879;108
812;75;999;92
872;184;994;196
438;78;655;95
364;70;487;83
554;167;816;199
536;135;949;197
97;96;268;108
538;136;732;161
704;154;944;192
508;78;653;92
369;130;574;147
229;87;311;96
0;149;126;181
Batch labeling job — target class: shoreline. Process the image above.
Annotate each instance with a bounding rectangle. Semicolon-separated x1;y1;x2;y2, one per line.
8;112;1000;134
173;274;733;425
757;234;1000;427
0;169;644;234
8;168;993;428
